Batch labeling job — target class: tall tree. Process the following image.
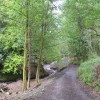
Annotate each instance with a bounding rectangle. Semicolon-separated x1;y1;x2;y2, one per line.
62;0;100;60
27;30;32;88
23;0;30;91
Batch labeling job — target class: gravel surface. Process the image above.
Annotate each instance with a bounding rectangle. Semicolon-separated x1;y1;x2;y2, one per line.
24;65;97;100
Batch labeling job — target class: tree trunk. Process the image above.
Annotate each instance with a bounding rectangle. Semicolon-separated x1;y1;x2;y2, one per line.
36;24;44;86
36;1;50;85
22;28;28;91
22;0;29;91
27;31;31;88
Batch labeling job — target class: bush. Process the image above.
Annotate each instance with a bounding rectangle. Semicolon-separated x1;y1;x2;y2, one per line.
2;53;23;74
78;56;100;90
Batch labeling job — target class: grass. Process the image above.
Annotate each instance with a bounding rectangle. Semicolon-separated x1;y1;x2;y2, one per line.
78;56;100;91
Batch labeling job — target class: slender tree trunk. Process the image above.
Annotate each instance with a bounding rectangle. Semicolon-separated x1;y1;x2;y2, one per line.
27;31;31;88
36;0;50;86
22;0;29;91
22;27;28;91
36;24;44;86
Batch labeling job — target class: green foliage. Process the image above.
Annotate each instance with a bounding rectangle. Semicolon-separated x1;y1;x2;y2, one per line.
2;53;23;74
78;56;100;90
0;0;62;78
62;0;100;60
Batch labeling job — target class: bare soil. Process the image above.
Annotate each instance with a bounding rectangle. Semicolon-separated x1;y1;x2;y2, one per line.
0;79;36;100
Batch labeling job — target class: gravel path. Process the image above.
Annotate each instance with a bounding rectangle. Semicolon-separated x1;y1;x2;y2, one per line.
25;65;95;100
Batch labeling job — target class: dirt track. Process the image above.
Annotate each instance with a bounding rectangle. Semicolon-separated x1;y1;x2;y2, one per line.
24;65;96;100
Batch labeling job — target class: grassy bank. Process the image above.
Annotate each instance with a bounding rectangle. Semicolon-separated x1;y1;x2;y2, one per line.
78;57;100;91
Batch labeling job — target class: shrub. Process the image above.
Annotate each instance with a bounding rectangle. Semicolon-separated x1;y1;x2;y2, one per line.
2;53;23;74
78;56;100;90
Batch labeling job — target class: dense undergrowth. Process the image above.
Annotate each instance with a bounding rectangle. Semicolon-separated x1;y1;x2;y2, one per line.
78;56;100;91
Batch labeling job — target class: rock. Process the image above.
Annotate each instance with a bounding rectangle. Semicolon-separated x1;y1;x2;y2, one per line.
50;61;59;69
16;91;18;94
44;57;69;75
30;63;48;78
9;91;12;95
50;57;69;70
6;92;9;95
0;83;9;92
44;64;56;74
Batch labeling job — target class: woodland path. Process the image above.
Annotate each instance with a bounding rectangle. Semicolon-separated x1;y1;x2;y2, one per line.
25;65;95;100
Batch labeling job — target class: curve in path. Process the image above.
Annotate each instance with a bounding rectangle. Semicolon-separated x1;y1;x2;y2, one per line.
26;65;93;100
